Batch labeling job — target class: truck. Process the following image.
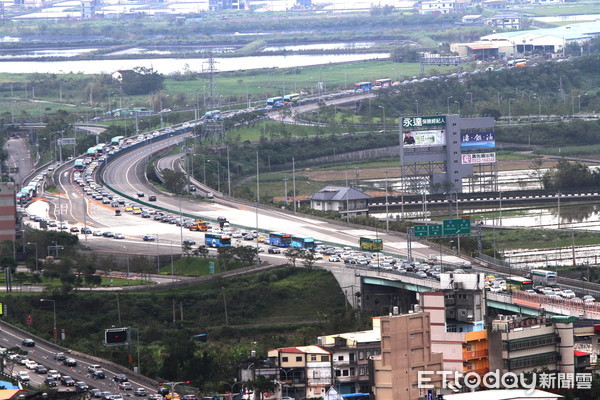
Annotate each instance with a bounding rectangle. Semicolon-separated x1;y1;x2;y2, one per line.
189;220;210;232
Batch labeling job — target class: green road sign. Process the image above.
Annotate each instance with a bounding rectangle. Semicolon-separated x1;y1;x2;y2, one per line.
443;218;471;235
429;224;443;236
414;225;429;237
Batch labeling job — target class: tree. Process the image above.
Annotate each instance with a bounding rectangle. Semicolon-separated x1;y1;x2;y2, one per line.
300;250;317;270
284;248;302;267
234;246;258;264
193;245;209;258
162;169;187;194
217;247;236;271
542;160;599;190
120;67;165;95
247;376;276;400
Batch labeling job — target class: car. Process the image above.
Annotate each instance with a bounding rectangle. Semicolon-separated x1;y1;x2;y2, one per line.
93;230;103;237
81;227;92;234
113;374;128;383
231;231;242;238
111;201;120;208
90;389;103;398
136;191;145;198
22;338;35;347
134;388;148;397
34;364;48;374
48;369;61;379
143;235;155;242
60;375;75;386
182;239;196;246
148;195;157;201
268;247;281;254
102;197;111;204
149;395;164;400
110;395;124;400
103;231;114;238
525;289;537;295
114;233;125;239
63;358;77;367
243;234;254;240
328;255;341;262
25;360;38;369
181;396;198;400
118;382;133;390
76;381;89;392
561;289;576;299
48;220;57;227
205;192;214;199
43;377;58;387
88;364;102;373
416;271;428;279
101;391;113;400
157;388;170;396
583;295;596;302
17;371;30;381
141;212;151;218
132;207;142;215
92;370;106;379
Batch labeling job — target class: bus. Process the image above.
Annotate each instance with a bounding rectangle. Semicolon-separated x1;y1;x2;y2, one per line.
374;78;392;88
359;237;383;252
87;147;97;158
283;93;301;104
508;58;527;67
95;143;108;155
354;82;372;92
266;97;284;108
291;236;315;250
16;191;27;205
111;136;125;146
204;233;231;248
73;159;85;171
530;269;558;287
506;276;534;292
269;232;292;247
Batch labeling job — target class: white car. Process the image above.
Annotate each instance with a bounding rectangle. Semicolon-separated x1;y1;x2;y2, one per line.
231;231;242;239
92;230;103;236
48;370;60;379
561;289;576;299
328;255;341;262
25;360;38;369
18;371;30;381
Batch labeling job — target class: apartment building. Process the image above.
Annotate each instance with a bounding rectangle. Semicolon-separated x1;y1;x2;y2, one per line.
267;345;332;400
488;315;576;374
371;311;444;400
317;318;381;394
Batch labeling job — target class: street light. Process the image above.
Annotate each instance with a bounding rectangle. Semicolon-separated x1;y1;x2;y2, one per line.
447;96;453;115
40;299;56;340
508;98;515;125
415;100;419;116
454;101;461;116
377;105;385;133
466;92;473;112
27;242;38;272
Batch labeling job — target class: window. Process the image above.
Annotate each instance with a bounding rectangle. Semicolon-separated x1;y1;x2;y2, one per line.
310;355;316;361
297;356;303;362
359;351;364;360
321;355;330;362
338;355;344;361
350;367;355;376
335;370;341;377
359;367;366;376
282;357;288;362
342;370;349;376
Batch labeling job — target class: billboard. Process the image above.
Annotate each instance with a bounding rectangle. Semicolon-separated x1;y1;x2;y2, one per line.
460;131;495;149
401;115;446;128
461;152;496;164
404;130;446;147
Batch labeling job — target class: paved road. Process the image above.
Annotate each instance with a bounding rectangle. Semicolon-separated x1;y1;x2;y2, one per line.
6;137;34;187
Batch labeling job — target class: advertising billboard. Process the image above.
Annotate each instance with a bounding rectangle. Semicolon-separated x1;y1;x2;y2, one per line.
460;131;495;149
404;130;446;147
461;152;496;164
401;116;446;128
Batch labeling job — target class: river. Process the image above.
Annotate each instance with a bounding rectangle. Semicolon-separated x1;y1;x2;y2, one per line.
0;53;389;75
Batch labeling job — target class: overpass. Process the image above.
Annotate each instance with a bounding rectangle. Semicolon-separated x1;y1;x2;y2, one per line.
327;265;600;320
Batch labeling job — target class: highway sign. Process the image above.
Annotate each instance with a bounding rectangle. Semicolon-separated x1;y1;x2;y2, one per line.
414;224;443;237
443;218;471;235
414;225;429;237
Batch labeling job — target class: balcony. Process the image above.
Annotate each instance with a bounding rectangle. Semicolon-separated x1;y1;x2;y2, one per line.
463;349;489;360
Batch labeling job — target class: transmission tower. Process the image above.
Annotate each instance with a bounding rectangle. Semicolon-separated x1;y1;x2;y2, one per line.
201;51;225;143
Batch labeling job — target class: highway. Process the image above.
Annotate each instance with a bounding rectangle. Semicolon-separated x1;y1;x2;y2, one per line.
0;320;157;394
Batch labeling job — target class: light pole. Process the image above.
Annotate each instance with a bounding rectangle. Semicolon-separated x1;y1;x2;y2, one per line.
27;242;38;272
40;299;56;340
447;96;453;114
378;105;385;133
508;98;514;125
415;100;419;116
455;100;461;116
466;92;473;112
384;171;389;233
